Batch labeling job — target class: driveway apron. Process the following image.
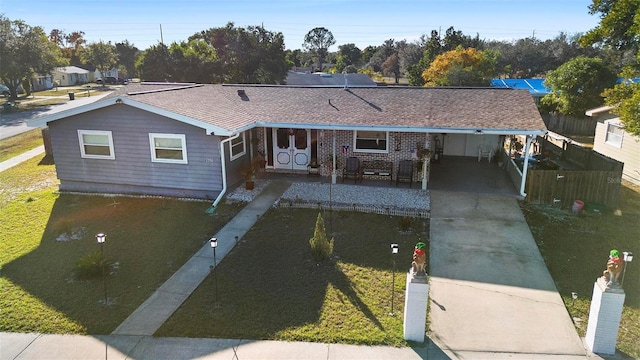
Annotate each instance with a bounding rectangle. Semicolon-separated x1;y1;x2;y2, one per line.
428;191;586;358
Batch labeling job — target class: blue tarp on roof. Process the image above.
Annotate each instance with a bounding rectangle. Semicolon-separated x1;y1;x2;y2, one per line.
490;78;550;96
491;78;640;97
617;77;640;84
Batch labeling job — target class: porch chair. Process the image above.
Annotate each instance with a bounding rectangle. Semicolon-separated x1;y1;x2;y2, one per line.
396;159;413;188
478;144;494;162
342;157;362;183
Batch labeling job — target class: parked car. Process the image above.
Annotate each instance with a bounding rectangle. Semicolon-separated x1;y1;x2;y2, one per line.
0;84;10;97
96;76;126;85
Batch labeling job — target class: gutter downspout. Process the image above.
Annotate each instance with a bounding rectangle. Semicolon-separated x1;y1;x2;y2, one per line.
210;133;241;211
520;135;533;198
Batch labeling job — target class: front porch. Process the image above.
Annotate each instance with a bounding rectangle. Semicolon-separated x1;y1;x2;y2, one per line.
227;157;519;218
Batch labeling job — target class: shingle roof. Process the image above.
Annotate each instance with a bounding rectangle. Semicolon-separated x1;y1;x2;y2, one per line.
105;83;547;135
55;66;90;74
286;71;377;87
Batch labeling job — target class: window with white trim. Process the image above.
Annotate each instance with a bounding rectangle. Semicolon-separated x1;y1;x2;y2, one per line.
78;130;115;159
229;133;246;161
149;133;188;164
605;121;624;148
353;130;388;153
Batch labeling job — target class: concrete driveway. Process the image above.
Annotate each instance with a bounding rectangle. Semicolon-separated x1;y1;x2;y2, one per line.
428;191;588;359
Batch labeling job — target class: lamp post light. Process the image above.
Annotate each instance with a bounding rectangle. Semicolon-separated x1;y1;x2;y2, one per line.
210;238;218;305
95;233;108;306
390;243;399;316
621;252;633;287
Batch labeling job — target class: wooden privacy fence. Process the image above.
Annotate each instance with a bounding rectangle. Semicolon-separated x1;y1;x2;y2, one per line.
524;136;623;208
525;170;621;208
541;113;597;136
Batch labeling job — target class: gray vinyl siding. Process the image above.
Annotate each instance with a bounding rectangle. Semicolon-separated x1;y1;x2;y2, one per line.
49;104;223;198
593;119;640;185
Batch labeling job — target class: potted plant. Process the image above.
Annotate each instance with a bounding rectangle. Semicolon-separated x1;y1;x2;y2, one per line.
418;148;431;160
496;148;505;168
240;159;259;190
513;140;524;159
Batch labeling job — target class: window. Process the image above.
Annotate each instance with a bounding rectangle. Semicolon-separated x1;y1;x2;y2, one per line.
229;133;246;161
78;130;115;159
353;130;388;153
149;133;187;164
605;121;624;148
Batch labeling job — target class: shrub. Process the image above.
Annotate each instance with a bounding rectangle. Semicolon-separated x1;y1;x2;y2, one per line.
309;212;334;261
75;250;112;280
399;217;412;232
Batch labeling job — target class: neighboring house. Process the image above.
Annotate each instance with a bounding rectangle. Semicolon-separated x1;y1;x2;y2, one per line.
31;74;54;91
586;105;640;185
76;65;120;82
30;83;546;204
286;71;377;87
52;66;90;86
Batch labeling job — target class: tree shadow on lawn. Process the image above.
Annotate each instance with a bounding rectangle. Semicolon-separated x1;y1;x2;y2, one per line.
156;208;428;345
2;193;242;334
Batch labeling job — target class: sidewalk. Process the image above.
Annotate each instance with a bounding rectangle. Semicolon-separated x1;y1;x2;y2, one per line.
0;145;45;172
1;332;439;360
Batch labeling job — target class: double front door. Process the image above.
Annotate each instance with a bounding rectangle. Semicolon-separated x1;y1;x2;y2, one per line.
272;128;310;171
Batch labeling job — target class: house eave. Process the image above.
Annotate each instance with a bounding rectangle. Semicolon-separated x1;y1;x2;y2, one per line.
585;105;614;117
254;121;546;136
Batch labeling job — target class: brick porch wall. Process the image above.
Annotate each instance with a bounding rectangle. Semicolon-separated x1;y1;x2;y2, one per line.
317;130;432;182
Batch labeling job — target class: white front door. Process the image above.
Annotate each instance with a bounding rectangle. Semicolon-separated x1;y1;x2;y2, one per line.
272;128;310;171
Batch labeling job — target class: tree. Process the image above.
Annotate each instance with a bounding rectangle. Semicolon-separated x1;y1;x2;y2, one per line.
580;0;640;135
303;27;336;72
0;16;64;98
334;43;361;72
169;39;218;82
83;41;118;82
381;53;401;83
366;39;396;72
580;0;640;53
193;23;289;83
309;212;334;262
541;56;617;115
136;43;174;81
116;40;140;79
422;47;497;87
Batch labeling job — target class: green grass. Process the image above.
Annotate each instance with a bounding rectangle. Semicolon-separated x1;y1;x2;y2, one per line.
0;129;44;162
156;208;429;346
521;181;640;359
0;154;244;334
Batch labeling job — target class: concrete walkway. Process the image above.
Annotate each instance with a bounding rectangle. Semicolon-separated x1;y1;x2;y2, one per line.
428;191;589;359
0;145;45;172
112;180;293;336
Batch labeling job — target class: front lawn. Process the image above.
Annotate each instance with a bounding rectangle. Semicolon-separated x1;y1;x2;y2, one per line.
521;181;640;358
0;129;44;162
156;209;429;346
0;155;244;334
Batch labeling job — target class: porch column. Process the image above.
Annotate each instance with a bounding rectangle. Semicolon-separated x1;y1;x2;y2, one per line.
421;137;428;191
332;130;337;184
519;135;533;197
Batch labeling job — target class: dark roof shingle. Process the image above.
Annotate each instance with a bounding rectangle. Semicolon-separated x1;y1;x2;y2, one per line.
111;83;546;134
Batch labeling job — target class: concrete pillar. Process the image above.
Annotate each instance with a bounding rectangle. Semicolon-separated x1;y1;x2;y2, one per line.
403;272;429;342
585;277;625;355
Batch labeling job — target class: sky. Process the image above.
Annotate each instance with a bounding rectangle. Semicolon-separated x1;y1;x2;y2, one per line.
2;0;601;51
